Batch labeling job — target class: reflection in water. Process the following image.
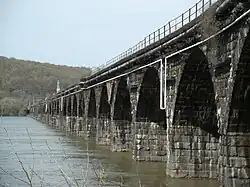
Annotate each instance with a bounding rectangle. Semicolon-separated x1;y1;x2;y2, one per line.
0;117;219;187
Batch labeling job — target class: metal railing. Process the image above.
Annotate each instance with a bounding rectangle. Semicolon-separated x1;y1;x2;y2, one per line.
91;0;218;75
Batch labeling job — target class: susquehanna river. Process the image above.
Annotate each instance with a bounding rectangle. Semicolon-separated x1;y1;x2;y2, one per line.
0;117;219;187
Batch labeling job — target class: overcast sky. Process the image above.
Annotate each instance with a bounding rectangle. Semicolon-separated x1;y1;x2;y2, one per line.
1;0;199;67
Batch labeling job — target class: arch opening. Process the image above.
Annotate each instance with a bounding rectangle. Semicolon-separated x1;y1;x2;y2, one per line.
173;47;218;137
52;102;56;115
88;89;96;118
228;32;250;133
99;85;110;118
38;105;43;114
48;103;51;115
79;93;85;117
63;98;67;116
56;100;60;115
113;78;132;121
72;95;77;117
136;67;166;127
67;97;72;116
43;104;46;114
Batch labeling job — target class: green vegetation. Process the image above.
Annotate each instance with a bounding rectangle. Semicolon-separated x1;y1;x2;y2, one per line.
0;56;91;116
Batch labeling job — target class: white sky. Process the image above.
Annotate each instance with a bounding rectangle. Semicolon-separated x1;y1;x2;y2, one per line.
0;0;199;67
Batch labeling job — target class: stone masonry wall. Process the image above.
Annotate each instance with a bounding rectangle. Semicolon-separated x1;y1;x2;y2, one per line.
167;126;218;178
133;120;167;162
111;120;131;152
96;118;111;145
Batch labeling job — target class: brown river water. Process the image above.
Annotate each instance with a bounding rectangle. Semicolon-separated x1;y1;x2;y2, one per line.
0;117;219;187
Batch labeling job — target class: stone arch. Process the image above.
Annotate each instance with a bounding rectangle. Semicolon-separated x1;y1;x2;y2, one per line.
133;66;167;161
72;95;77;117
173;47;218;137
99;84;111;118
97;84;111;145
113;77;132;121
136;67;166;127
88;89;96;118
228;31;250;133
111;77;132;151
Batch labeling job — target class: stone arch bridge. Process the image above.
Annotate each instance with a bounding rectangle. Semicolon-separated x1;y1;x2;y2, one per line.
30;0;250;186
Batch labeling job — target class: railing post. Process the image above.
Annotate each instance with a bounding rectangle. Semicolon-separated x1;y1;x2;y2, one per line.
168;22;171;34
144;38;146;47
182;13;184;26
189;8;191;22
209;0;212;7
158;29;160;41
195;3;198;17
163;25;166;37
153;32;156;42
149;35;151;45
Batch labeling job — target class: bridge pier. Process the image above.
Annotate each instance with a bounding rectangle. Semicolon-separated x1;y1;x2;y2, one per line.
70;116;78;134
133;119;167;162
96;117;111;145
58;113;64;131
77;117;84;136
55;115;60;129
65;96;71;133
65;116;70;132
111;119;131;152
219;133;250;187
86;117;96;138
166;126;219;178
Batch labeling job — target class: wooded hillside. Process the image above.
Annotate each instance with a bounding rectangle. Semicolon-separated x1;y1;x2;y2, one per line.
0;56;91;116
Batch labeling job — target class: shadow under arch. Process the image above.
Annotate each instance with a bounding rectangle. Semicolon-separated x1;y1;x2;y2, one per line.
86;88;97;137
173;47;218;138
56;100;60;115
112;77;132;151
99;84;111;118
63;97;67;116
97;84;111;145
67;97;72;116
113;78;132;121
88;89;96;118
72;95;77;117
136;67;166;128
79;92;85;117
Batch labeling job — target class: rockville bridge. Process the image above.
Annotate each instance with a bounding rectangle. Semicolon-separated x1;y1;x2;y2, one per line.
30;0;250;186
